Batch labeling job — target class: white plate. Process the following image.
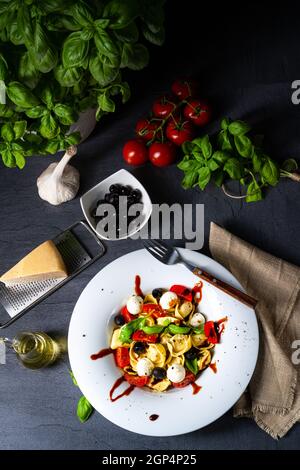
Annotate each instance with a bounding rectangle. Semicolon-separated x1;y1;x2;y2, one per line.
80;169;152;241
68;248;259;436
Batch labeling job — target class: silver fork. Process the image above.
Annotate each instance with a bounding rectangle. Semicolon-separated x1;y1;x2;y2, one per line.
143;239;257;309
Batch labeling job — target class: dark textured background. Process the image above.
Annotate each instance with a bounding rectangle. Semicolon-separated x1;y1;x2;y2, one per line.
1;1;300;450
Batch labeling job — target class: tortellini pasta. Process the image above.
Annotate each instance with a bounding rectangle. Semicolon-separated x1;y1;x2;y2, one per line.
146;344;166;367
198;349;211;370
167;334;192;356
175;301;194;319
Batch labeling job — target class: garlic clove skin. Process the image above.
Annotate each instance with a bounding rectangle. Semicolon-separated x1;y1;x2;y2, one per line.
37;146;80;206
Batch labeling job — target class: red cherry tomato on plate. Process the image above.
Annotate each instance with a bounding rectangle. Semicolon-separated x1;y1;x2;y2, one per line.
135;118;161;141
123;139;148;165
166;118;195;146
142;303;165;318
204;321;219;344
121;305;135;323
169;285;193;301
124;373;149;387
132;330;158;343
171;79;198;100
183;99;212;126
152;95;176;118
115;347;130;368
149;142;177;167
172;371;196;388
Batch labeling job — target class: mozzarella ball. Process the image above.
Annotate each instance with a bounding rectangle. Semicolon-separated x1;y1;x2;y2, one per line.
136;358;154;377
126;295;143;315
167;364;186;383
189;312;206;328
159;291;178;310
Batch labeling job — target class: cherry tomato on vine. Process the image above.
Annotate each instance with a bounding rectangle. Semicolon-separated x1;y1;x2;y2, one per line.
171;79;198;100
149;142;177;167
166;117;195;146
183;99;212;126
135;118;161;141
152;95;176;118
123;139;148;166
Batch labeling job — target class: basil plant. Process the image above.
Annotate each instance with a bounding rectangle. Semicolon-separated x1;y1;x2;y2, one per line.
0;0;165;169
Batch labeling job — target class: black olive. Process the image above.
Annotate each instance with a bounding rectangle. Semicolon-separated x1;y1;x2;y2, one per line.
184;348;198;361
152;288;164;299
152;367;166;380
133;342;147;354
131;189;142;202
109;184;122;194
114;314;125;326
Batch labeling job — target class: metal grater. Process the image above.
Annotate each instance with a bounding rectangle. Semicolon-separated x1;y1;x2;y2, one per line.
0;221;105;328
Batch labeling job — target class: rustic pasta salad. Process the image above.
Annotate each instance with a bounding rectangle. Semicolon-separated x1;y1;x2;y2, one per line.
104;276;227;394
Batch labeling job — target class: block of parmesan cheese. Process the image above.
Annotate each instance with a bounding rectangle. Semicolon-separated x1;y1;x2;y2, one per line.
0;240;68;286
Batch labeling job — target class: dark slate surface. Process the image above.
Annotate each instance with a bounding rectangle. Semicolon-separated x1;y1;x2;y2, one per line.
0;2;300;450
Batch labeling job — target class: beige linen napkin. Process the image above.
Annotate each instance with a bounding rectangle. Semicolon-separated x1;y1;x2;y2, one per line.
209;222;300;439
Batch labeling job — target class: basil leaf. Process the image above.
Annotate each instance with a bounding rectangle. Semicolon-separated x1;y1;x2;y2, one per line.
228;120;251;136
217;130;232;150
7;81;40;108
43;139;61;155
104;0;139;30
54;104;77;125
212;150;230;164
26;105;47;119
224;158;243;180
18;52;41;89
33;21;58;73
181;141;194;155
77;396;93;423
140;0;164;33
200;135;212;159
234;135;253;158
63;32;90;68
14;121;27;140
141;22;165;46
1;123;14;143
89;51;119;86
97;93;115;113
141;325;164;334
68;2;93;27
0;54;8;81
168;324;190;335
121;43;149;70
198;167;211;190
0;104;14;119
13;151;26;169
114;23;139;43
1;148;16;168
281;158;298;172
119;317;146;344
54;64;82;87
252;151;263;173
17;5;33;45
69;369;78;386
46;13;81;32
246;180;263;203
208;159;219;171
214;169;225;187
261;158;280;186
65;132;81;146
94;29;119;58
221;117;230;130
185;357;198;375
119;82;130;103
39;113;59;139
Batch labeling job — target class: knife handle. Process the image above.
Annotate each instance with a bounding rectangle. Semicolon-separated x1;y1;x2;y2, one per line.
192;267;257;309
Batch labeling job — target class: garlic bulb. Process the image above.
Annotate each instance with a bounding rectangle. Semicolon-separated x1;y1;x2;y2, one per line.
37;146;80;206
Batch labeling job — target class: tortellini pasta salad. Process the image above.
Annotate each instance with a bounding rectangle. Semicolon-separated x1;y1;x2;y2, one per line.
110;278;227;393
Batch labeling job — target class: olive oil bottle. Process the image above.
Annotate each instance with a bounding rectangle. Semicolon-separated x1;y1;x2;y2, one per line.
12;332;60;369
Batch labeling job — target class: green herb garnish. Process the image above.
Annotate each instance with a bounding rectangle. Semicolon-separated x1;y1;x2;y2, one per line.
119;317;146;343
141;325;165;334
185;357;199;375
168;324;191;335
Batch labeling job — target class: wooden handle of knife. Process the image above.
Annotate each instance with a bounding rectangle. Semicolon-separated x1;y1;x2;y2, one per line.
192;267;257;309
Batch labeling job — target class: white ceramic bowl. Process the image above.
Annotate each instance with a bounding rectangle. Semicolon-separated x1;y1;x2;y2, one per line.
80;169;152;241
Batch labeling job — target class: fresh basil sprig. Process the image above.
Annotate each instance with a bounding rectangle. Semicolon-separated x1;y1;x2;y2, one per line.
167;324;191;335
69;370;94;424
141;325;165;334
0;0;166;168
178;117;299;202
